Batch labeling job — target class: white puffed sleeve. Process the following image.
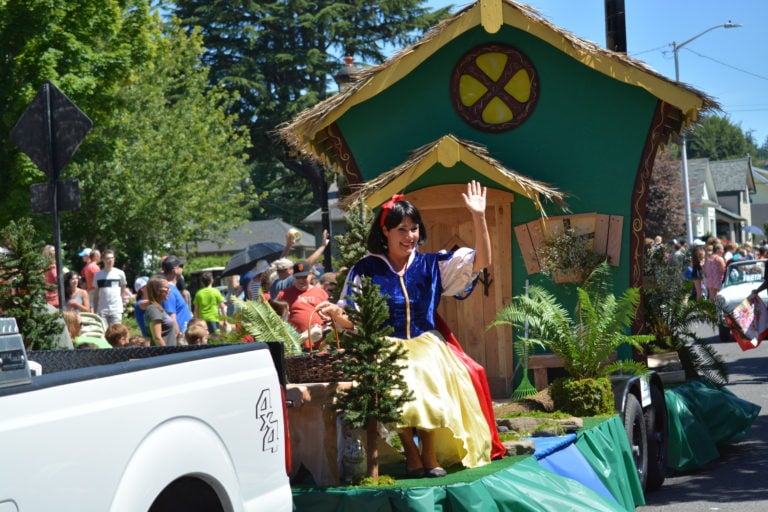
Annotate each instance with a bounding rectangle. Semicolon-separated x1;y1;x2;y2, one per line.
438;247;478;296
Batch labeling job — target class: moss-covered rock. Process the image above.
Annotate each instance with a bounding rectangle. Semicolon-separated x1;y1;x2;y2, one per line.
550;377;614;416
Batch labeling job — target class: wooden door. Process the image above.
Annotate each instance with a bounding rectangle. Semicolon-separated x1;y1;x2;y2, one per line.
407;185;515;396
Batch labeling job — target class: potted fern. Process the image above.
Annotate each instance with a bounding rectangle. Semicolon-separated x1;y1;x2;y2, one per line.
640;246;727;387
490;263;653;416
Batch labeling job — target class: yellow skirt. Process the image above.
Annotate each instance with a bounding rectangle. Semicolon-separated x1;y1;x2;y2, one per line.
392;331;492;469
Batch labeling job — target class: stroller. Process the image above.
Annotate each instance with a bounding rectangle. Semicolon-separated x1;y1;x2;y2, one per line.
79;312;107;339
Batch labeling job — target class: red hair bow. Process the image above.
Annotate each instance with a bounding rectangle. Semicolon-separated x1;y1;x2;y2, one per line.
380;193;405;229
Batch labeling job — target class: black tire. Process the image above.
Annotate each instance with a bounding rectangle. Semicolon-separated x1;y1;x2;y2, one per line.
623;394;648;491
644;385;668;492
718;323;732;341
149;477;224;512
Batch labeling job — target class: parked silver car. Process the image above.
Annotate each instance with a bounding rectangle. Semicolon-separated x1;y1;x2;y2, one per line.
714;259;767;340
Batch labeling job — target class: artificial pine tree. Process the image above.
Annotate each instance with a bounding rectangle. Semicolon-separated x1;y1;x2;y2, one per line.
330;199;372;302
335;276;413;483
0;218;64;349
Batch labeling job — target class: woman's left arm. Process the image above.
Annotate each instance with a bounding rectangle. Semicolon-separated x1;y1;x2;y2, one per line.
462;180;491;271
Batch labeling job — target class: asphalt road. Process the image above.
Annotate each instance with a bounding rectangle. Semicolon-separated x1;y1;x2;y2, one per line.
637;323;768;512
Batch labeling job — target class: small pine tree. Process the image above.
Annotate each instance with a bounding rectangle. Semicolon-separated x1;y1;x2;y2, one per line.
335;276;413;483
0;218;64;349
330;200;372;302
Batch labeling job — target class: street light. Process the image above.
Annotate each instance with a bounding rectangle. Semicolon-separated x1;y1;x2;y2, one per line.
674;22;741;244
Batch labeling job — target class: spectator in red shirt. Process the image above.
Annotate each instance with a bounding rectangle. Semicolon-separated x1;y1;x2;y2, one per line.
81;249;101;311
276;260;328;350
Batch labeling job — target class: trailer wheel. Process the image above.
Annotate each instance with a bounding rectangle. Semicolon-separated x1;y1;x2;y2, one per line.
644;385;668;492
623;394;648;490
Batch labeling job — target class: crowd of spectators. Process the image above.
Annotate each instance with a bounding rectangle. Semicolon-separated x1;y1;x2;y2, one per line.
646;235;767;300
41;228;333;350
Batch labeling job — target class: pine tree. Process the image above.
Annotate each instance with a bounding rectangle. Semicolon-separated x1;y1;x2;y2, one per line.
0;218;64;350
335;276;413;483
329;199;373;302
171;0;452;224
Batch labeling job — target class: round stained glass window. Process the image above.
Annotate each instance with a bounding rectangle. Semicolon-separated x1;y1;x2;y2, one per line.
450;44;539;133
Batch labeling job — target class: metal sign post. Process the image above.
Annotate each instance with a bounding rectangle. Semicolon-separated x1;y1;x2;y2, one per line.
10;81;92;309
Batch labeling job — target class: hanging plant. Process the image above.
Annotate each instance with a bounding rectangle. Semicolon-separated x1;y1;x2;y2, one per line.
537;228;606;283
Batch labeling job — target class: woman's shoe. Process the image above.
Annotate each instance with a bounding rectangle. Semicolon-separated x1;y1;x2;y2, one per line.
406;467;425;478
425;467;447;478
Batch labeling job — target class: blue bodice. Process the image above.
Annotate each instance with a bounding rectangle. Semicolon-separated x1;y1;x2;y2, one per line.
345;252;454;339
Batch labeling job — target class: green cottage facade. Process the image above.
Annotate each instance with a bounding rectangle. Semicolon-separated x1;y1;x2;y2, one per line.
281;0;714;397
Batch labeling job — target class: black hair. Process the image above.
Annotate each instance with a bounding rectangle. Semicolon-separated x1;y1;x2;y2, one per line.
366;199;427;254
63;270;78;302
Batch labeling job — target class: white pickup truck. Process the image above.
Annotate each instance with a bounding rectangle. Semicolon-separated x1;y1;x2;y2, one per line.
0;318;292;512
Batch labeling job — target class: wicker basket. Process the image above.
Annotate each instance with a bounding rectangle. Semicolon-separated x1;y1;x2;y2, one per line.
285;313;346;383
285;349;347;383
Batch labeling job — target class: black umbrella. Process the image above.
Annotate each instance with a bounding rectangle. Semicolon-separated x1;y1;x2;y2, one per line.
221;242;285;278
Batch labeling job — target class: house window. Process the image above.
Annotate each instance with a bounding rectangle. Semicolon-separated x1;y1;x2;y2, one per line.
450;44;539;133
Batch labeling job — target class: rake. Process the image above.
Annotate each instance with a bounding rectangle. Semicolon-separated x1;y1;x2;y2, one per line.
511;280;538;400
511;340;538;400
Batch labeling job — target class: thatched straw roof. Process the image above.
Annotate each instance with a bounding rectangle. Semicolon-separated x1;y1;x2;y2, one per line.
278;0;718;162
340;134;567;214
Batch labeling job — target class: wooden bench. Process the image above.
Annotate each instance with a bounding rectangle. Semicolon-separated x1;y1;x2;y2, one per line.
528;354;564;390
527;352;618;390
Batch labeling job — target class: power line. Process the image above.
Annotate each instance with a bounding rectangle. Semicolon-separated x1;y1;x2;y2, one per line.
630;45;768;83
684;47;768;82
628;43;670;58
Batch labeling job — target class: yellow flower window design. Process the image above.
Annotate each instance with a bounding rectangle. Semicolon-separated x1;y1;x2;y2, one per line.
450;44;539;133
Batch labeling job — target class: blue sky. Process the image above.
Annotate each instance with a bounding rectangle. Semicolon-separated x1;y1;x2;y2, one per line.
424;0;768;146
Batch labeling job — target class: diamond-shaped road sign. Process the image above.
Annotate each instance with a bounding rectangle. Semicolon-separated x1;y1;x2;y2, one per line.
10;81;92;179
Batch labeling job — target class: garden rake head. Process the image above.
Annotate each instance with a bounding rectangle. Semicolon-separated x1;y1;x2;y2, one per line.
510;369;537;400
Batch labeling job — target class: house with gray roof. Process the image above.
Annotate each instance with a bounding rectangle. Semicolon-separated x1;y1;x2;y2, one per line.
687;157;752;242
749;164;768;238
189;219;317;259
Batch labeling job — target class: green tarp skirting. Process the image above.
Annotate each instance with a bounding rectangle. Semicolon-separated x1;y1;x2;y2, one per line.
292;416;643;511
665;380;761;472
575;413;645;510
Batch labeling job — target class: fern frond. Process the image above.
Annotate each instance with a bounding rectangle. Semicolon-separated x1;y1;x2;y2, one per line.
682;340;729;387
601;359;649;378
232;297;303;355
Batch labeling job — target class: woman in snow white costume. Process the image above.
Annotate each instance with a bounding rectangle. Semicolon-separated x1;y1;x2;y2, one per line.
315;181;505;478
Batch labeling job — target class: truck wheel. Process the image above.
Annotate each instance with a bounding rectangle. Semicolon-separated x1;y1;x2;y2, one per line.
149;477;224;512
623;394;648;491
718;324;731;341
644;385;668;492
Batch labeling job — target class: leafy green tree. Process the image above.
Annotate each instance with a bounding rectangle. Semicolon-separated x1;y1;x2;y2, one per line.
0;0;156;229
62;20;255;275
170;0;452;224
687;114;757;160
335;276;413;483
645;146;685;241
0;218;64;350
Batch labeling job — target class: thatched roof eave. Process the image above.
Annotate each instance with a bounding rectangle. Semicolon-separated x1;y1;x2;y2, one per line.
340;134;567;215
